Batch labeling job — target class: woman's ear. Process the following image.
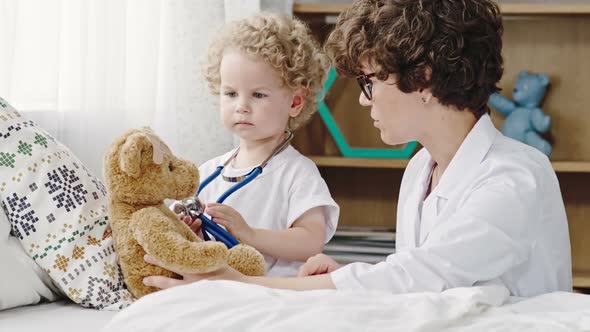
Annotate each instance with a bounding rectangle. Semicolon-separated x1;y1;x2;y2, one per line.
418;88;433;104
289;88;308;117
418;67;433;104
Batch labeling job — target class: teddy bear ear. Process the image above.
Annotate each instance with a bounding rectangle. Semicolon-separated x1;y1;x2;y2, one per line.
119;133;148;178
538;74;550;87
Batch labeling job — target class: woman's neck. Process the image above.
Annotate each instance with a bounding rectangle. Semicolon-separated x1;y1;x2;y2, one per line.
233;133;286;168
419;107;478;176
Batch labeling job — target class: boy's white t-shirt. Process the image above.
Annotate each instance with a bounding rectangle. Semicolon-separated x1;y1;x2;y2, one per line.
197;145;339;277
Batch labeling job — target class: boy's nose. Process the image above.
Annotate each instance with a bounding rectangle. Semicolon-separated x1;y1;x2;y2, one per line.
235;102;251;113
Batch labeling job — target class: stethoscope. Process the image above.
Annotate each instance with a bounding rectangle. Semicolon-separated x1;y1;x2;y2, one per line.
172;131;294;248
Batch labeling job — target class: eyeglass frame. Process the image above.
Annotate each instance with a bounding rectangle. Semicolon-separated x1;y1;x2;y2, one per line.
356;72;376;100
356;72;400;101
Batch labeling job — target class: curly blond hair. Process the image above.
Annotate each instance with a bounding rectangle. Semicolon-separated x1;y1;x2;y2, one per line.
204;13;330;131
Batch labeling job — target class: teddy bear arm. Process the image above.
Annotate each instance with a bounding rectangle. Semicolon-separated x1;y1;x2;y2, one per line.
132;208;230;274
489;93;516;116
524;131;552;156
228;244;267;276
160;206;200;242
530;107;551;133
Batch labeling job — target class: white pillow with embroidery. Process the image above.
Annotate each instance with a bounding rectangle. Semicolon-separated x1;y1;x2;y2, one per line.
0;97;133;310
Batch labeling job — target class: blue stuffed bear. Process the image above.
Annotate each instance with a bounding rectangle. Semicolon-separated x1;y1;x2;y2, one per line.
488;71;552;156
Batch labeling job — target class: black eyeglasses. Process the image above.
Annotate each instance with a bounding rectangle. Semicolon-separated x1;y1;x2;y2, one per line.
356;73;376;100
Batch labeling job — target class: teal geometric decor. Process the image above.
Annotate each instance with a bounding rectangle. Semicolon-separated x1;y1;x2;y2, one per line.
318;68;418;159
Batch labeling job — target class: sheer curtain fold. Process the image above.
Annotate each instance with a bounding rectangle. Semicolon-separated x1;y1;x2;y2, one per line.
153;0;230;166
0;0;291;175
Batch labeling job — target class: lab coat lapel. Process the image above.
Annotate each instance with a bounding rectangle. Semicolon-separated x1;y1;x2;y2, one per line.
417;114;498;245
403;155;435;249
418;195;442;245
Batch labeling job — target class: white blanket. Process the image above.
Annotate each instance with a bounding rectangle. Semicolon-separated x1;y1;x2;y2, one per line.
103;281;590;332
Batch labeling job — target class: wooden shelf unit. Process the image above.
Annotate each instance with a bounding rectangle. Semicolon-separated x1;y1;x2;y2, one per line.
293;3;590;289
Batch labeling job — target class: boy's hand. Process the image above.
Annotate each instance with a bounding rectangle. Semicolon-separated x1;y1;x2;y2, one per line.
298;253;342;277
205;203;255;244
178;214;204;239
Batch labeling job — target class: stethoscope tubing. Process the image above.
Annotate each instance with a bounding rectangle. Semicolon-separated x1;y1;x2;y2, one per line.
195;132;292;248
196;167;262;247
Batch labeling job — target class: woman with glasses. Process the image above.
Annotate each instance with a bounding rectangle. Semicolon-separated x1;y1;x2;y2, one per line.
144;0;572;297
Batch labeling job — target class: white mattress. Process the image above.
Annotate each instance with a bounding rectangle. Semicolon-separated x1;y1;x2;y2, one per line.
0;300;116;332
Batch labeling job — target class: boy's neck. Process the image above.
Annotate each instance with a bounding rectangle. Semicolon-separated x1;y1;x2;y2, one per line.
233;133;287;168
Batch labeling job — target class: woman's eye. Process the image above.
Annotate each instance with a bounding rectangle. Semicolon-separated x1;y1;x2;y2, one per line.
224;92;237;97
253;92;267;98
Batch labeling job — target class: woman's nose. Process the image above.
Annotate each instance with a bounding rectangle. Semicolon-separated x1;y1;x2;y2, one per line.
359;91;371;107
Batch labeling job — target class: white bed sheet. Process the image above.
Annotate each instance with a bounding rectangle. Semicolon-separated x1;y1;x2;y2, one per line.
0;300;116;332
3;283;588;332
104;281;590;332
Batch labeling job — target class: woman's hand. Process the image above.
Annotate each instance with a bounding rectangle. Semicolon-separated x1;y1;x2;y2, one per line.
297;253;342;277
205;203;255;243
142;255;247;290
144;255;338;291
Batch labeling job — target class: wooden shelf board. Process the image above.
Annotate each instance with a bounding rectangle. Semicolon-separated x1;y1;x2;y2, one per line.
293;3;590;15
293;3;348;14
502;3;590;15
310;156;590;173
573;270;590;288
551;161;590;173
310;156;408;169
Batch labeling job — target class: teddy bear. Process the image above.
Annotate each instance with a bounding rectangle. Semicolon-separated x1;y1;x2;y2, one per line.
103;127;266;298
488;71;552;156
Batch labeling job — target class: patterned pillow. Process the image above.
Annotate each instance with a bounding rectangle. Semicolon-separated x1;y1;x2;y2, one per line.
0;97;133;310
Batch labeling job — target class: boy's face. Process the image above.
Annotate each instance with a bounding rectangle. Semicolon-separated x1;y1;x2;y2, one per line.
218;49;302;142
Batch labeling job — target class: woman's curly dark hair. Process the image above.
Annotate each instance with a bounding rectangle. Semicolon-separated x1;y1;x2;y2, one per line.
325;0;504;117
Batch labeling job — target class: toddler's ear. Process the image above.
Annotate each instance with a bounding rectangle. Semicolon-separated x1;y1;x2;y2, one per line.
289;88;308;117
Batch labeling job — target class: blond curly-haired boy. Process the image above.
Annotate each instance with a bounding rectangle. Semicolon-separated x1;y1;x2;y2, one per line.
182;13;339;277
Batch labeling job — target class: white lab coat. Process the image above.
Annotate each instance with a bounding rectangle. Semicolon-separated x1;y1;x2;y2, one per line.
330;114;572;297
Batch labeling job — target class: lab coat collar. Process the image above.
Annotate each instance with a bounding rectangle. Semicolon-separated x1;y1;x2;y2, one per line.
426;114;498;200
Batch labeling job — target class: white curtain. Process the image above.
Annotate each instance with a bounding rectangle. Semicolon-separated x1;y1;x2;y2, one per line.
0;0;292;176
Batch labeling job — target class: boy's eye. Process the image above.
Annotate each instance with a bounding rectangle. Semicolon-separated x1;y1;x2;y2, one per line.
253;92;267;98
224;91;237;97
